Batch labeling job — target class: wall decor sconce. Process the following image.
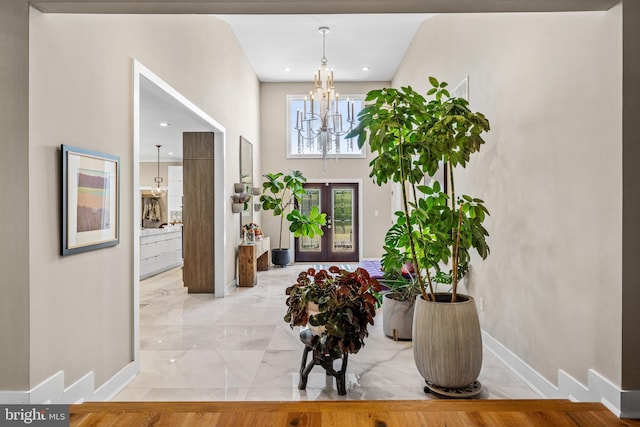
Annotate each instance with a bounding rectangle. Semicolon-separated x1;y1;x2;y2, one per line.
232;183;250;214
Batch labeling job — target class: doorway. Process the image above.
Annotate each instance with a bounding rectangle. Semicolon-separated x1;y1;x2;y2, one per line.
295;182;359;263
133;60;227;369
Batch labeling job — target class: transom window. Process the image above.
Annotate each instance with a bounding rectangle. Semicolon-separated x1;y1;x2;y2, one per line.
286;94;366;158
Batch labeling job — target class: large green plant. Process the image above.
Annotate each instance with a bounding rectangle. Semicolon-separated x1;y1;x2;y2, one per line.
347;77;491;302
284;266;381;358
260;170;326;249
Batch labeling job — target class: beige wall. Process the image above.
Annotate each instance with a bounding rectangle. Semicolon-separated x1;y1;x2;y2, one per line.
259;82;392;259
28;11;258;390
0;0;30;390
395;10;623;386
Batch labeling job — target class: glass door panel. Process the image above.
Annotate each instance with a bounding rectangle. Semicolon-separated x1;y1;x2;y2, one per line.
295;183;359;263
298;188;321;253
332;189;354;253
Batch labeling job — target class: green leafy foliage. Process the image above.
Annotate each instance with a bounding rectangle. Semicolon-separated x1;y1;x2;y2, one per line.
347;77;492;302
259;170;326;249
284;266;381;358
287;206;326;238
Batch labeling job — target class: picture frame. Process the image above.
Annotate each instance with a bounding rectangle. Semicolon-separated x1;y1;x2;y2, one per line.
61;144;120;256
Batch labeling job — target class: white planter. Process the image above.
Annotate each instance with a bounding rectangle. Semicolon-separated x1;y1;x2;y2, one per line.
231;203;243;214
382;293;415;341
307;301;326;335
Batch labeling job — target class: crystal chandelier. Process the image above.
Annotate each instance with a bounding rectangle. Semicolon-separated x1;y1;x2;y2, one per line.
294;26;356;169
151;144;167;198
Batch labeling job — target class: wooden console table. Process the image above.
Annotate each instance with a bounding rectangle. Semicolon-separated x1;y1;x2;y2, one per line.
237;236;270;287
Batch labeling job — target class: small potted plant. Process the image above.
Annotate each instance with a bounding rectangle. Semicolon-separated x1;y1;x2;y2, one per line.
378;261;422;341
231;191;250;214
284;266;381;359
260;170;326;266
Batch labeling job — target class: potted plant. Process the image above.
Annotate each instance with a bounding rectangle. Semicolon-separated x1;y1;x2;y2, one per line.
231;191;250;214
260;170;326;266
285;266;381;358
379;263;422;341
284;266;381;394
347;77;491;396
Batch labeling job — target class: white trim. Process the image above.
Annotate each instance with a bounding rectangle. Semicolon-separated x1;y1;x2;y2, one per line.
482;329;640;419
293;178;364;261
0;362;138;404
133;60;228;304
92;362;139;402
225;279;237;296
481;330;549;398
132;60;142;366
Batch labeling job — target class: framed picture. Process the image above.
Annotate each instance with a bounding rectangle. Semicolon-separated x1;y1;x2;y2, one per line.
61;144;120;256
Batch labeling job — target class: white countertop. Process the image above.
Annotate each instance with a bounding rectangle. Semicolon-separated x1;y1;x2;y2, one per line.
140;225;183;237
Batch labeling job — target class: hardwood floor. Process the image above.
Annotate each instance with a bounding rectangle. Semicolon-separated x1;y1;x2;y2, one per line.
70;400;639;426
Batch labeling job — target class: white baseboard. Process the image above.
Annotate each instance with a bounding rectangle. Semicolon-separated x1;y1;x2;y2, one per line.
0;361;138;404
224;279;237;297
482;330;640;419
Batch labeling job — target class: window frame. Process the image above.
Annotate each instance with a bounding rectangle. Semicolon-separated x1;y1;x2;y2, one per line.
285;94;366;159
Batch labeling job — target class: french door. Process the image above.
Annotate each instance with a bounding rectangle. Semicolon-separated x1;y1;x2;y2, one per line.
295;183;359;263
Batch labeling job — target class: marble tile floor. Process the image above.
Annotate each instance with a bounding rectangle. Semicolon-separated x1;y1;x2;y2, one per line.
114;265;541;402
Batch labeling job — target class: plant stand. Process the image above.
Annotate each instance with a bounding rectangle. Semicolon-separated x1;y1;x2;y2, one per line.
424;380;482;398
298;329;348;395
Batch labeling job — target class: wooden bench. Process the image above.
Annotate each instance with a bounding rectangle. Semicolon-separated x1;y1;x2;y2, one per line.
237;236;270;287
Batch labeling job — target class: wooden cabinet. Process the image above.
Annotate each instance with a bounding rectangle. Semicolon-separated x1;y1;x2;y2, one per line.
237;236;270;287
183;132;215;293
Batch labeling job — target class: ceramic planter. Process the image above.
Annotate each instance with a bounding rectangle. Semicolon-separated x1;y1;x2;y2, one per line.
382;293;415;341
306;301;326;335
271;248;290;266
412;292;482;396
232;202;243;214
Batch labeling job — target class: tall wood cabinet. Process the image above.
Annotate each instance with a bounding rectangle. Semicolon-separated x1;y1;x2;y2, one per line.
183;132;215;293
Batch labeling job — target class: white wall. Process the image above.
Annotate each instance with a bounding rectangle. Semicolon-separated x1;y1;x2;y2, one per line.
29;11;259;392
260;82;392;260
394;10;622;387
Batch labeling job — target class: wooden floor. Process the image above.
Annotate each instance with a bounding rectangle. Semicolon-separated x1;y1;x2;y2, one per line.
70;400;640;426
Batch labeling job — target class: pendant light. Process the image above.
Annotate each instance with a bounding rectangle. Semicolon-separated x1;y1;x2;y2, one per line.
294;26;356;171
151;144;167;198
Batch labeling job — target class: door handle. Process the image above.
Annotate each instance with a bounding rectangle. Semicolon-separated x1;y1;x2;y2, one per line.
326;215;332;229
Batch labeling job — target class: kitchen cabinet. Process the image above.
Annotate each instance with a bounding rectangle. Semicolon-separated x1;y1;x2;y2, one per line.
140;227;183;279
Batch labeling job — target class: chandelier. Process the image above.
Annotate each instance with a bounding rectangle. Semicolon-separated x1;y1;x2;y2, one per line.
151;144;167;198
294;26;356;169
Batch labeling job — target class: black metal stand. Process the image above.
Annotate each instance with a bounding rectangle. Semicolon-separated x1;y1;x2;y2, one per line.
298;329;349;395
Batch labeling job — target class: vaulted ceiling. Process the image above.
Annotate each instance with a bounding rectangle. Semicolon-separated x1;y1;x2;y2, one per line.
29;0;619;161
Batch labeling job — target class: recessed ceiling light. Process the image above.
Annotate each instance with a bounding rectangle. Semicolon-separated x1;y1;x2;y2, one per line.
159;122;170;127
283;67;291;72
168;152;174;156
362;66;370;72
